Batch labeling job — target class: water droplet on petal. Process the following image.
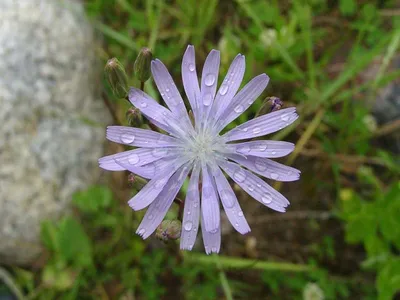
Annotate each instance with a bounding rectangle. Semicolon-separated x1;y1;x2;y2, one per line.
166;88;170;92
128;154;140;165
121;134;135;144
148;214;154;220
220;189;235;208
242;127;248;132
193;202;199;208
238;211;244;217
203;93;213;106
219;84;229;95
255;144;267;151
256;183;261;188
271;150;277;155
281;114;290;122
252;127;261;134
184;221;193;231
152;148;168;158
140;102;148;108
261;193;272;204
205;74;216;86
237;144;250;154
248;185;255;192
255;158;267;171
270;173;279;180
234;105;244;113
233;169;246;183
189;63;195;71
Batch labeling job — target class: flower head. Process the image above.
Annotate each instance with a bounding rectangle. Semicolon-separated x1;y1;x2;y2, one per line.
99;45;300;254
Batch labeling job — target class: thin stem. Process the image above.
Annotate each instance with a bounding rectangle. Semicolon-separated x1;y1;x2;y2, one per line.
214;254;234;300
102;91;123;125
0;267;26;300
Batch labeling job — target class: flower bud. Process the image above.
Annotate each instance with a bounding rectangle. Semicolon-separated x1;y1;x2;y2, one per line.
303;283;324;300
134;47;152;82
126;107;143;127
128;173;147;189
267;96;283;112
156;219;182;242
104;58;129;98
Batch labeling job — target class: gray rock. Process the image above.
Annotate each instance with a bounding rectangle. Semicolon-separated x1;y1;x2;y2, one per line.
0;0;110;265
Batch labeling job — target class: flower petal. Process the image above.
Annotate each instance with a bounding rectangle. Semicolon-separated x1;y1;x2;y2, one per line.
226;140;295;158
151;59;192;126
106;126;179;147
200;50;220;122
227;154;301;182
182;45;201;122
210;54;246;123
215;74;269;132
180;163;201;250
99;148;175;171
223;107;299;142
212;166;250;234
201;164;220;233
136;163;192;239
219;160;289;212
201;214;221;254
127;157;188;210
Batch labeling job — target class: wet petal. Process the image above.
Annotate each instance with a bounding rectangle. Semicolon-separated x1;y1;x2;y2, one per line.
127;158;188;210
182;45;201;122
106;126;179;148
211;54;246;123
180;163;201;250
215;74;269;132
200;50;220;121
212;166;251;234
227;154;301;182
201;164;220;233
219;160;289;212
226;140;295;158
201;214;221;254
99;148;175;171
151;59;192;127
223;107;298;142
136;163;192;239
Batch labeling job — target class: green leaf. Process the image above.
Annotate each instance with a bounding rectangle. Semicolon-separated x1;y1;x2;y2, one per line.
339;0;356;16
40;220;59;252
377;258;400;300
58;217;93;267
42;265;76;291
73;185;113;213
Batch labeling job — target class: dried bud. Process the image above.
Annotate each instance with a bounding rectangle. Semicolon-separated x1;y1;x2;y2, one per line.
134;47;152;82
156;220;182;242
267;96;283;112
128;173;147;189
303;283;324;300
104;58;129;98
126;107;143;127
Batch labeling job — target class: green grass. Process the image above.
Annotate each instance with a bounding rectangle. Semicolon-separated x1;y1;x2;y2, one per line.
3;0;400;299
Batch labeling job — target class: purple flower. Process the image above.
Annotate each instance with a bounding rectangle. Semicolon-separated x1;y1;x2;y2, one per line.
99;45;300;254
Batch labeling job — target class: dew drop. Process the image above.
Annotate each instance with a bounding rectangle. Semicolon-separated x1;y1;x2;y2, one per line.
205;74;216;86
189;63;195;71
255;158;267;171
235;223;239;227
261;193;272;204
281;114;290;122
219;84;229;95
184;221;193;231
193;201;199;208
248;185;255;192
271;150;277;155
234;105;244;113
255;144;267;151
242;127;248;132
270;173;279;180
238;211;244;217
252;127;261;134
138;228;146;235
140;102;148;108
256;183;261;188
220;189;235;208
148;214;154;220
121;134;135;144
152;148;168;158
236;145;250;154
166;88;170;92
233;169;246;183
187;210;191;215
128;154;140;165
203;93;213;106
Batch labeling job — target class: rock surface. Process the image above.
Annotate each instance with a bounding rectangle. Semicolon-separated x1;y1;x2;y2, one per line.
0;0;110;265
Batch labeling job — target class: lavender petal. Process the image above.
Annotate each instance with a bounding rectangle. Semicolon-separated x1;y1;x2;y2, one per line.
215;74;269;132
227;154;301;182
219;160;289;212
223;107;298;142
180;163;201;250
136;163;191;239
212;166;251;234
226;140;295;158
106;126;179;148
201;164;220;233
201;215;221;254
200;49;220;121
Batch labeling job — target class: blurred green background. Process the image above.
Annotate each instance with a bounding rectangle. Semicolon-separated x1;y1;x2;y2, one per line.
2;0;400;299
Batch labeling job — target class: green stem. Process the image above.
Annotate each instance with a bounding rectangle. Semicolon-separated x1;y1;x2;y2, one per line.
214;255;234;300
